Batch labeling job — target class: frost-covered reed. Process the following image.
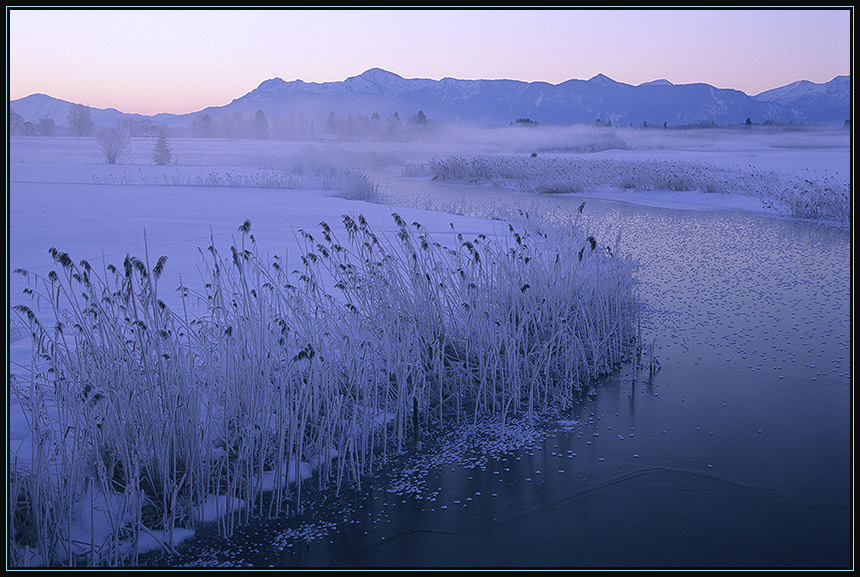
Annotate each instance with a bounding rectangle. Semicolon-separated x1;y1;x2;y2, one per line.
91;159;379;203
10;212;637;567
403;154;753;194
404;154;850;223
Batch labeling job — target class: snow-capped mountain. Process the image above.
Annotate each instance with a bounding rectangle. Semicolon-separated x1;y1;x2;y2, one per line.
218;68;813;127
10;69;851;132
753;75;850;125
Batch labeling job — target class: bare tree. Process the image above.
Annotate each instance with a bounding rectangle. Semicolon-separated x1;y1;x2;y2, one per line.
95;125;131;164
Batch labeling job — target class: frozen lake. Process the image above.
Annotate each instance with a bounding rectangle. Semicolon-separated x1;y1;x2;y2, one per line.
8;131;852;568
140;175;851;569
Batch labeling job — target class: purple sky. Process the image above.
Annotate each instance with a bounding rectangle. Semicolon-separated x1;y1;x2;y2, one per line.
8;8;852;116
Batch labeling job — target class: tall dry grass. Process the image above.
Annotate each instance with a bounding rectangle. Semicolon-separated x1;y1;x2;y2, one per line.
10;211;638;566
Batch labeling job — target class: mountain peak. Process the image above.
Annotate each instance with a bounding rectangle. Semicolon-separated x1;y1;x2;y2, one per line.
344;68;412;96
588;73;621;86
256;77;287;90
755;78;826;100
358;67;402;80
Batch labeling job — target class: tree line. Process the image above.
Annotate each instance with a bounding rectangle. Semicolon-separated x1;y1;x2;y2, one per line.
9;104;167;138
10;103;433;142
188;108;431;140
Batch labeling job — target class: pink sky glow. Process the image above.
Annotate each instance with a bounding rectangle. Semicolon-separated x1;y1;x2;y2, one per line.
8;8;852;116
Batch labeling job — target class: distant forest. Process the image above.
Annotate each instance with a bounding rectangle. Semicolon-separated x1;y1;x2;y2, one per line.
9;104;436;141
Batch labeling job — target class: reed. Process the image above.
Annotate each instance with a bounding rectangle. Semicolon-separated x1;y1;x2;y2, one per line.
403;154;850;223
10;212;638;566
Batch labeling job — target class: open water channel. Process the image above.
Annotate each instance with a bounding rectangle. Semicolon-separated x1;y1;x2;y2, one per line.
141;173;851;569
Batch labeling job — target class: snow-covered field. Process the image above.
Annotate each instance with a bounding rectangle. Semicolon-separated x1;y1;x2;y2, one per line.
6;125;851;567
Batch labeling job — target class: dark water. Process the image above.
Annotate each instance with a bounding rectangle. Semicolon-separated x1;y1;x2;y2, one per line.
141;183;852;569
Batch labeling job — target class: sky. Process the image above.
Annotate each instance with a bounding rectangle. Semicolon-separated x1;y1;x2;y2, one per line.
7;8;853;116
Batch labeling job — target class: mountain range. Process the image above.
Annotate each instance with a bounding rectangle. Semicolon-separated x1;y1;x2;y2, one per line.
10;68;851;133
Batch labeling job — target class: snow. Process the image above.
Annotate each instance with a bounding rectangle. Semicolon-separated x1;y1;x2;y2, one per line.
6;129;849;567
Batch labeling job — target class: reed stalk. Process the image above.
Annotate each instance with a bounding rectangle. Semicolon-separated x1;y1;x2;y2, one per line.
10;211;637;566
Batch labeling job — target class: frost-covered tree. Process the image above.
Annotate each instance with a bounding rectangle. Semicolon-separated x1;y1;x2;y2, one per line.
189;113;217;138
326;111;340;135
121;117;155;138
410;110;428;127
220;111;246;139
10;110;27;135
386;112;402;138
35;114;58;137
95;124;130;164
67;103;94;137
152;127;173;165
253;110;270;139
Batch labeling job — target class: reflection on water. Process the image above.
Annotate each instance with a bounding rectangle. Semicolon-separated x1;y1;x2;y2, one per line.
142;175;851;568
